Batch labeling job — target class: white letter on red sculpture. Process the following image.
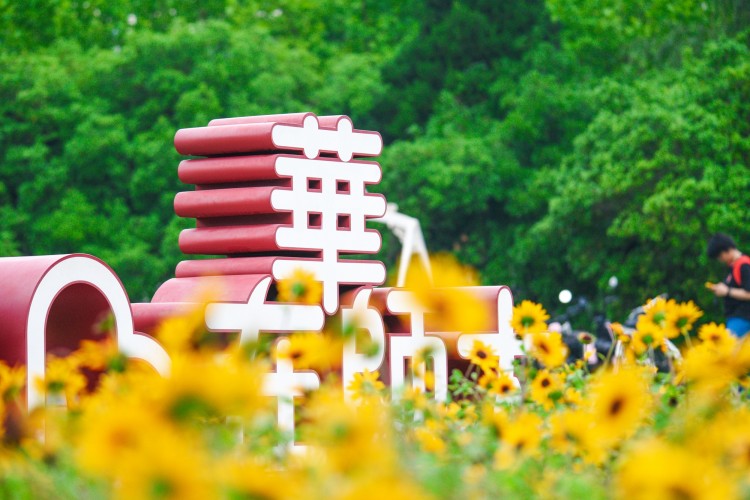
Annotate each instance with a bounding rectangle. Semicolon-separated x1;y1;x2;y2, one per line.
457;287;522;380
204;276;325;345
25;255;170;408
387;290;448;402
263;338;320;454
341;288;386;401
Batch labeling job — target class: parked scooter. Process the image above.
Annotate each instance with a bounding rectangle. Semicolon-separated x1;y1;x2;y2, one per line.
548;280;680;371
612;295;682;371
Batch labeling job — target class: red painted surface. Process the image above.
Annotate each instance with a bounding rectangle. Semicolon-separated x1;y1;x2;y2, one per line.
178;224;283;255
208;112;314;127
131;302;201;336
174;122;280;156
174;186;277;218
151;274;270;303
178;155;281;184
0;254;123;366
176;256;282;278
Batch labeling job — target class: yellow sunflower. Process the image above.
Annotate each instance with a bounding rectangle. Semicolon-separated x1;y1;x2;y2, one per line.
154;304;209;353
698;322;735;353
405;254;489;333
631;320;666;355
154;352;264;421
76;398;172;478
484;406;510;438
478;365;498;388
611;322;632;348
414;426;446;456
115;427;215;500
680;343;735;391
219;456;302;499
0;363;25;403
347;369;385;400
35;355;86;408
74;338;128;373
302;385;395;473
529;331;568;368
548;409;604;463
275;332;340;371
529;369;563;410
486;372;517;397
563;387;584;407
616;438;734;500
734;336;750;374
690;407;750;475
588;366;652;446
494;412;543;469
666;300;703;336
468;340;499;372
277;268;323;304
511;300;549;336
638;297;679;338
404;252;480;287
706;408;750;473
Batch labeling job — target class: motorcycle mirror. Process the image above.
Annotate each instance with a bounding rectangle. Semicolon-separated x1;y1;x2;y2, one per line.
559;289;573;304
608;275;619;289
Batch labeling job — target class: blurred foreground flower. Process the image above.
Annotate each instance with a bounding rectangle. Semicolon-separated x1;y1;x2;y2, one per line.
275;332;341;371
347;369;385;400
34;355;85;409
405;253;489;333
5;284;750;499
588;366;652;447
616;438;734;500
277;268;323;304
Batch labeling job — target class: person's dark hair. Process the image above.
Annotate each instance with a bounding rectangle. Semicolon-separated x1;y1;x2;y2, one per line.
707;233;737;259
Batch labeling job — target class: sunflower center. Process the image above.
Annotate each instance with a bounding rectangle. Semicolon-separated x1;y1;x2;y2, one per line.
291;282;307;298
431;294;449;315
564;431;579;444
668;484;695;500
521;316;535;328
541;378;551;388
609;397;624;416
477;350;487;359
47;380;66;393
109;428;136;449
151;477;175;499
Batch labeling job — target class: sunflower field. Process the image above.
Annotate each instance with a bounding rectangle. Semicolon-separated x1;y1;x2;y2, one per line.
0;262;748;500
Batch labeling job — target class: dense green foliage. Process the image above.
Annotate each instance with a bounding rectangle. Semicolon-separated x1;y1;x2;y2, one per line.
1;0;749;320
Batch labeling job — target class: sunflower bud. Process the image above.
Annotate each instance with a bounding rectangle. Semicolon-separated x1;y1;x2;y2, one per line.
577;332;595;345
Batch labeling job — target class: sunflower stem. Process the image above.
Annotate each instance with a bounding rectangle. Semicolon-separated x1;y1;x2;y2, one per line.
682;331;693;350
602;338;617;370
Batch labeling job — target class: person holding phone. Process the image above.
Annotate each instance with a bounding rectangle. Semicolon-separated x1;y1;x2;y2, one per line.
706;233;750;336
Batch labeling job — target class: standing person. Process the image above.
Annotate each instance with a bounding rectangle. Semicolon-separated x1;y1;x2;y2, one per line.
707;233;750;336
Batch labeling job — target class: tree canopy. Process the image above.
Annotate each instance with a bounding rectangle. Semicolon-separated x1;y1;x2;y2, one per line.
1;0;748;320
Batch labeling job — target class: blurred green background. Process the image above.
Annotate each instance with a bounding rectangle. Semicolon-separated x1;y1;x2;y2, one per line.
1;0;749;320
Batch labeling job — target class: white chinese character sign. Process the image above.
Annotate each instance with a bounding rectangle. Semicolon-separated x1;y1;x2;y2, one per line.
173;113;387;315
0;112;522;446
